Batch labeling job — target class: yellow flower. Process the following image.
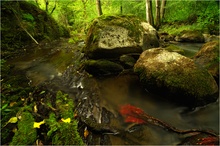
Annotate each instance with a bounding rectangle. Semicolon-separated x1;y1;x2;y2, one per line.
61;118;71;123
33;120;45;128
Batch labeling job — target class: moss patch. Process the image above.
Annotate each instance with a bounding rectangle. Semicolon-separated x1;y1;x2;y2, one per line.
10;111;37;145
165;44;185;55
1;1;69;59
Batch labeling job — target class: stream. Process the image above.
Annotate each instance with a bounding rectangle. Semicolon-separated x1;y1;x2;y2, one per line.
8;40;219;145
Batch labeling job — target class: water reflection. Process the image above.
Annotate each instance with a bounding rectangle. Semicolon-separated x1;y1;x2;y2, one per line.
98;74;219;137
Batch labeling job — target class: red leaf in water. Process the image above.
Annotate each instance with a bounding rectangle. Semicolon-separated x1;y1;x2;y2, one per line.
119;104;144;116
125;115;146;124
197;136;219;145
119;104;146;124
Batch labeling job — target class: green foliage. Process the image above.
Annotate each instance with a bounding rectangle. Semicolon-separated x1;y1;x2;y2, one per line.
22;13;34;21
163;0;219;34
10;111;37;145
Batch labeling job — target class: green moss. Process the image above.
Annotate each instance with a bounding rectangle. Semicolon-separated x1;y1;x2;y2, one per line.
165;45;185;55
10;111;37;145
51;122;84;145
1;1;69;59
45;91;84;145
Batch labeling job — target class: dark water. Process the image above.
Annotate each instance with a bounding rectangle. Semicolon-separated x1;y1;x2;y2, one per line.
98;74;219;144
8;41;219;145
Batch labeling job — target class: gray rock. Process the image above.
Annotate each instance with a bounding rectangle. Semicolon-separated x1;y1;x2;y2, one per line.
83;15;159;59
134;48;218;107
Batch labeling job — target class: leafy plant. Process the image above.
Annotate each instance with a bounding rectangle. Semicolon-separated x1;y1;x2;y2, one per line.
22;13;35;21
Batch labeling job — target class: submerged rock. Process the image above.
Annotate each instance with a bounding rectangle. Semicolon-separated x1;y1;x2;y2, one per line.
194;41;219;84
175;30;205;43
83;15;159;59
165;44;185;55
84;59;124;76
134;48;218;107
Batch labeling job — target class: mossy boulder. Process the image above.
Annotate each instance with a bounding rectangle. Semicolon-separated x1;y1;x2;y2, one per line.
84;59;124;76
194;41;219;84
83;15;159;59
134;48;218;107
175;30;205;43
165;44;185;55
1;1;69;59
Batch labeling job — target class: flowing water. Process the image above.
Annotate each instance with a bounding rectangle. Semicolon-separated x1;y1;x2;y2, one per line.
8;40;219;145
173;42;204;57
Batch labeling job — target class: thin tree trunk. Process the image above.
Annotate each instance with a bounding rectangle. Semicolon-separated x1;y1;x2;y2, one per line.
120;1;123;14
35;0;39;7
155;0;160;29
160;0;166;20
45;0;49;12
96;0;103;16
146;0;154;26
50;0;57;15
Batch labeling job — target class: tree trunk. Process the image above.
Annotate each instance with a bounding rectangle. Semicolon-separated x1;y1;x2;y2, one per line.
155;0;160;29
50;0;57;15
35;0;39;7
160;0;166;20
120;1;123;14
96;0;103;16
146;0;154;26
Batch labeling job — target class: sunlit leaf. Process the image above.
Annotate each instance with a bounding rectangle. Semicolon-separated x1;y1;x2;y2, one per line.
1;103;8;110
8;117;18;123
61;118;71;123
10;102;17;107
33;120;45;128
40;91;46;95
84;127;89;138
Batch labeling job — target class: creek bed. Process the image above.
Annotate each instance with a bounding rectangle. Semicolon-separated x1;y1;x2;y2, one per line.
7;40;219;145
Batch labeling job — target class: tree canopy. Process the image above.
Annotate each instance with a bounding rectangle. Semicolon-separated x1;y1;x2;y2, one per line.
25;0;220;35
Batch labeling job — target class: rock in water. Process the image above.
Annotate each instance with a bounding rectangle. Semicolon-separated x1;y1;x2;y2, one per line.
83;15;159;59
134;48;218;107
194;41;219;84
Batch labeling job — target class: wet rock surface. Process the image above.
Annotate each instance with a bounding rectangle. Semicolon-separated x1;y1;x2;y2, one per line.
175;30;205;43
82;15;160;76
194;41;219;84
134;48;218;107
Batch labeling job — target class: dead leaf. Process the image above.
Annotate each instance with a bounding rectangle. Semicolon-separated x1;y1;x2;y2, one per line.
33;120;45;128
84;127;89;138
61;118;71;123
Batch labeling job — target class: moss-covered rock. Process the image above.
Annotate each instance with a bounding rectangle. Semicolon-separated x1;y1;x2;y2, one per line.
84;59;124;76
45;91;84;145
194;41;219;84
175;30;205;43
83;15;159;59
165;44;185;55
1;1;69;59
119;54;137;68
134;48;218;107
10;111;37;145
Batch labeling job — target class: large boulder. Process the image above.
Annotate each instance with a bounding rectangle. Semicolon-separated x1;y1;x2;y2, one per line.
175;30;205;43
194;41;219;84
134;48;218;107
83;15;159;59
